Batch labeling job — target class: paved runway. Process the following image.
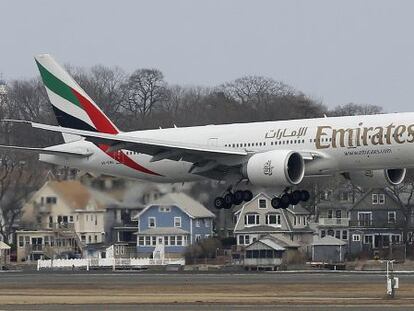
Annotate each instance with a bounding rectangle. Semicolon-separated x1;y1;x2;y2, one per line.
1;271;413;310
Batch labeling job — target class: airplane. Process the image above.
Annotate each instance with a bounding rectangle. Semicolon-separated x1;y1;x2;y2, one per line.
0;54;410;210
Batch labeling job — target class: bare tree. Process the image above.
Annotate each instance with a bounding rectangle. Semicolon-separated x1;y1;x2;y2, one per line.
0;153;45;242
68;65;126;123
388;180;414;245
222;75;296;108
121;69;168;127
329;103;383;117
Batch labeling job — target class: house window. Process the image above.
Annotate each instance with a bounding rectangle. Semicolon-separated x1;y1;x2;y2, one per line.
177;236;183;246
170;236;176;246
245;214;259;226
258;199;267;209
327;229;334;237
148;217;156;228
174;217;182;228
18;236;24;247
138;236;144;246
392;235;400;243
388;211;396;224
69;216;74;222
266;214;281;226
327;210;333;218
205;219;210;227
352;234;361;242
195;220;201;227
44;236;49;246
238;235;250;245
195;234;201;242
321;230;326;238
342;230;348;240
364;235;373;245
159;207;171;213
335;210;342;219
340;192;349;201
145;236;150;245
88;235;92;243
164;236;169;246
372;194;378;204
358;212;372;226
46;196;57;204
379;194;385;204
81;235;86;242
335;230;341;239
152;236;157;246
238;235;245;245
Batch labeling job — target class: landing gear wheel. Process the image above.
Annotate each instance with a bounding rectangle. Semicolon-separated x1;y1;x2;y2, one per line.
290;190;302;205
300;190;310;202
224;193;234;205
214;197;225;209
233;190;244;205
271;197;281;209
243;190;253;202
280;193;290;209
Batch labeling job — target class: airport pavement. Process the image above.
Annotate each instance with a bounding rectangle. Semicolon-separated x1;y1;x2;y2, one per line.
0;271;414;310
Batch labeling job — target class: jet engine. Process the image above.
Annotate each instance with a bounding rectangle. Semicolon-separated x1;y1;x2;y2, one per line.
348;168;406;188
242;150;305;187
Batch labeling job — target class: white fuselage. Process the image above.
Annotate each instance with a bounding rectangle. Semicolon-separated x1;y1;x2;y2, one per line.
40;112;414;183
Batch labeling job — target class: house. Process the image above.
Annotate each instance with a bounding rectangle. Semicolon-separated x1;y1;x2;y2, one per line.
135;192;215;258
316;200;352;242
16;180;115;261
0;241;11;268
311;236;347;263
348;188;405;258
243;236;285;270
233;193;313;253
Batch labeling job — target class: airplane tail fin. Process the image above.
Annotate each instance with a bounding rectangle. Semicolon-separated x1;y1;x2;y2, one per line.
34;54;120;141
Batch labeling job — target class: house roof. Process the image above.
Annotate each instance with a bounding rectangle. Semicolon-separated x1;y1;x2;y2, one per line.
0;241;10;250
246;238;286;251
350;188;400;211
287;204;310;215
267;234;301;248
237;225;285;233
148;192;215;218
312;236;346;246
45;180;121;210
137;227;190;235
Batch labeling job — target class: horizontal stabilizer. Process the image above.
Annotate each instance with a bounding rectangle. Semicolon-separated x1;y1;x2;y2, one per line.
0;144;92;158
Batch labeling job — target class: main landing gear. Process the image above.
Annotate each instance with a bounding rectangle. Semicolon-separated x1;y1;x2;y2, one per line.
214;190;253;209
270;190;310;209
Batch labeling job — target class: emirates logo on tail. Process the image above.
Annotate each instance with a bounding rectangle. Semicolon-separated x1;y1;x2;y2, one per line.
263;160;274;176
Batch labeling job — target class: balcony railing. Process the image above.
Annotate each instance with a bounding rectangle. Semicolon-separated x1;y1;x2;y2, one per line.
349;220;405;228
318;218;350;226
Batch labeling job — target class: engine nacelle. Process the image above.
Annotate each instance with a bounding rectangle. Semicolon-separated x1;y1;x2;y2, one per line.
348;168;406;188
243;150;305;187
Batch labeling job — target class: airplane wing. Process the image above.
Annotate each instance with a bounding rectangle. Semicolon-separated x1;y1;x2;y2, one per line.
0;144;93;158
3;120;323;177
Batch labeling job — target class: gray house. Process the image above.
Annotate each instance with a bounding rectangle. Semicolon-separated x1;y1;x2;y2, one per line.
311;236;347;263
233;193;313;253
348;188;404;257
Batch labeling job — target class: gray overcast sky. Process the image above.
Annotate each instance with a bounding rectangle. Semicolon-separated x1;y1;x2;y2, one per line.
1;0;414;112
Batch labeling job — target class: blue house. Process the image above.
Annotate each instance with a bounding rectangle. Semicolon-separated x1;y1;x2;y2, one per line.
135;193;215;257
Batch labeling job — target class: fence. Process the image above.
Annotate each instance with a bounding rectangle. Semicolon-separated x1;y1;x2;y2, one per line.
37;257;185;270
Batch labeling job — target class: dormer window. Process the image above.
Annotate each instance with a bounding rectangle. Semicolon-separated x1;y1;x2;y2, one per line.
372;193;385;204
258;199;267;209
245;213;259;226
266;214;281;226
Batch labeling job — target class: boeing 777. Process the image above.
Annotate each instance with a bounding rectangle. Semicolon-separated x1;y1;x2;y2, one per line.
1;55;410;209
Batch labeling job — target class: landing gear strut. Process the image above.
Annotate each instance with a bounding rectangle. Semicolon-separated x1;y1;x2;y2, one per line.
271;189;310;209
